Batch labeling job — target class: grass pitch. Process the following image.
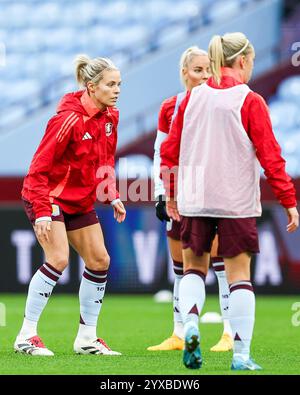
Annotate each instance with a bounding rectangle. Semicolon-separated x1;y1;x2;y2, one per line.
0;294;299;375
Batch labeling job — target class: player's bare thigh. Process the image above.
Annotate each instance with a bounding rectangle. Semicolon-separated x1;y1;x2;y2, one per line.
224;253;251;284
210;234;219;258
182;248;210;275
67;223;110;271
34;221;69;272
167;237;183;262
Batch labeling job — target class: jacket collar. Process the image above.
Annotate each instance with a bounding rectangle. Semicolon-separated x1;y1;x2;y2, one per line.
80;90;102;118
221;67;244;83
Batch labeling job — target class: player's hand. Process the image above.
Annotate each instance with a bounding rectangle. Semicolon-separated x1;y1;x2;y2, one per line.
34;220;52;242
285;207;299;233
155;195;170;222
166;197;180;222
112;200;126;223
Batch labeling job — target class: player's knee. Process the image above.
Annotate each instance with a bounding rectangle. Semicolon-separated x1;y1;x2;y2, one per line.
48;256;69;272
171;251;183;263
88;253;110;271
184;262;208;275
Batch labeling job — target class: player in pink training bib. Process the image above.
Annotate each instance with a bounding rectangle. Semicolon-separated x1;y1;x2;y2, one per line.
161;32;298;371
149;46;233;353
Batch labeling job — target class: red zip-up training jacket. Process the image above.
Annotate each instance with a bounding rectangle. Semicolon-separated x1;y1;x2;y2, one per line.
22;90;120;219
160;68;297;209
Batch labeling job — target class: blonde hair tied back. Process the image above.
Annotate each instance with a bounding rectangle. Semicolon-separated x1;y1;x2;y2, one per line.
208;32;254;85
74;54;118;87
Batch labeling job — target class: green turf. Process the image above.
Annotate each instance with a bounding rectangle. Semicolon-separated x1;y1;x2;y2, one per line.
0;294;299;375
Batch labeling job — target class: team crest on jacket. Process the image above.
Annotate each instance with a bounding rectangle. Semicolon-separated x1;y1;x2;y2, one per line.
105;122;113;137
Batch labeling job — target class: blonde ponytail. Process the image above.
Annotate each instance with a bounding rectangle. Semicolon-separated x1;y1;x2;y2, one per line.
74;54;118;87
208;35;224;86
75;55;91;87
208;32;254;85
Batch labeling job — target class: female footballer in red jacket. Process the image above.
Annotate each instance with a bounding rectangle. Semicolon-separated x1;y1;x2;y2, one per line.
149;47;233;352
14;55;126;356
161;33;299;370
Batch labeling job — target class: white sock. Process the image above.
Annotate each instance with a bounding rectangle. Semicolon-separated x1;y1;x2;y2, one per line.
212;260;232;337
77;267;107;340
174;322;184;339
173;260;184;339
183;320;199;338
229;281;255;360
19;262;62;338
179;270;206;331
223;319;232;335
77;324;97;340
18;317;38;339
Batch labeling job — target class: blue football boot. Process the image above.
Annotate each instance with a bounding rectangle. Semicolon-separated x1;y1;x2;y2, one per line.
231;356;262;371
183;325;202;369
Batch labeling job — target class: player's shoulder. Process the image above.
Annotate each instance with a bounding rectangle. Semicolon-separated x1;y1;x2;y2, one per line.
47;110;81;130
247;90;266;103
246;90;269;110
160;95;177;113
161;95;177;106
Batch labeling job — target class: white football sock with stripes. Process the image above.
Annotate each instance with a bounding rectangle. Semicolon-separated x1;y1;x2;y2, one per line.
173;260;184;339
229;281;255;361
77;267;107;341
179;270;206;336
212;260;232;336
19;262;62;339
